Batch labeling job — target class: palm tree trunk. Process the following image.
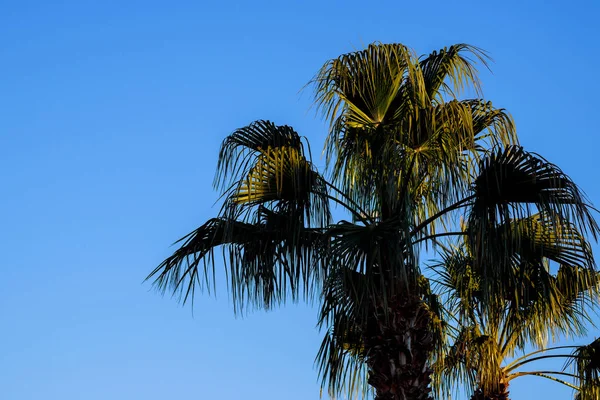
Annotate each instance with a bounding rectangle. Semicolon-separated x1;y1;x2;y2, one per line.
365;296;434;400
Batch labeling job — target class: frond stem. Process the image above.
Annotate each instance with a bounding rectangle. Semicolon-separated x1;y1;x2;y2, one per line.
412;231;467;246
507;371;579;390
410;195;475;236
506;354;582;373
504;346;579;370
324;181;373;224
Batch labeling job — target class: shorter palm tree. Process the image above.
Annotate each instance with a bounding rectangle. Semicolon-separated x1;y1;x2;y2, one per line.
570;337;600;400
430;236;600;400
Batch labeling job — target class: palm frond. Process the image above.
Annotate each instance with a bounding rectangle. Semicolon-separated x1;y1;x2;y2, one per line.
148;218;258;303
216;121;331;229
316;267;370;399
431;325;479;399
147;211;328;310
568;338;600;400
215;120;304;191
466;99;516;148
313;42;421;129
231;146;316;204
469;211;597;316
419;44;489;100
316;325;370;400
471;146;598;237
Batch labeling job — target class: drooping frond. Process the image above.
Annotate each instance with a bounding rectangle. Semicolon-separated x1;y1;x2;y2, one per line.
215;120;304;191
568;338;600;400
428;244;480;324
215;121;331;226
431;325;479;399
419;44;490;100
316;267;370;399
147;211;328;309
471;146;598;237
150;121;333;309
403;99;516;229
468;211;597;312
434;322;512;398
148;218;259;302
465;99;516;149
316;325;370;400
501;214;594;270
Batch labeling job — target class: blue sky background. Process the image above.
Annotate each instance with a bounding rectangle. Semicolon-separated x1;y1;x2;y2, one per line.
2;1;599;399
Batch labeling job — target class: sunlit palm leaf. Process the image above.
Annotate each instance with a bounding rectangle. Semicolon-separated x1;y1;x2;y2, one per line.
232;146;316;203
217;122;331;228
313;42;420;129
419;44;489;100
215;120;304;191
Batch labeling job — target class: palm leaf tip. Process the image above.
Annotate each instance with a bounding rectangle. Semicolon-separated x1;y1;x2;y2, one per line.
146;218;258;301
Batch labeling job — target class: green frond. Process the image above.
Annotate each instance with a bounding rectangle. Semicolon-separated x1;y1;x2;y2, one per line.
468;212;597;313
505;214;594;270
147;210;328;310
428;244;480;324
313;42;421;130
148;217;256;303
465;99;516;148
216;122;331;229
316;268;370;399
471;146;598;237
231;146;314;203
568;338;600;400
420;277;449;356
215;120;304;191
400;98;515;219
419;44;490;100
316;325;370;400
431;325;479;399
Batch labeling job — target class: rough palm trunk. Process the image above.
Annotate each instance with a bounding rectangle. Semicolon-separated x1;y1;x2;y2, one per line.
365;295;434;400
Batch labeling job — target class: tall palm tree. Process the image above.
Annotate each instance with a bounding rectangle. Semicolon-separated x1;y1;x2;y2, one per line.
430;239;600;400
148;43;598;400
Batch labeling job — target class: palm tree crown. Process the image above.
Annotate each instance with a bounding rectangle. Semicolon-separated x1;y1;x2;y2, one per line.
148;43;599;400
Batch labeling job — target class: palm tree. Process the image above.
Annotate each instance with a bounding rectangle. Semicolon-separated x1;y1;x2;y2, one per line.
571;337;600;400
430;239;600;400
147;43;598;400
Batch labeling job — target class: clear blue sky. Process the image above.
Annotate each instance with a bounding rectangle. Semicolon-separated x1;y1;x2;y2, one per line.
2;1;599;399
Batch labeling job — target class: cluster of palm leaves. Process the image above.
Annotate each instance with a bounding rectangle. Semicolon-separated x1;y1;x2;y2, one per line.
148;43;600;400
